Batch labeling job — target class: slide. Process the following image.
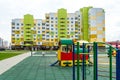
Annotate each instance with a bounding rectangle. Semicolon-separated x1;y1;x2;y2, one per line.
50;60;59;66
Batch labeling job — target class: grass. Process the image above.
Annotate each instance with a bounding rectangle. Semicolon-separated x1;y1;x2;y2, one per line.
0;50;28;60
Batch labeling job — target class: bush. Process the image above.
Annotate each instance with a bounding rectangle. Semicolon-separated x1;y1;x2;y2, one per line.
0;48;5;51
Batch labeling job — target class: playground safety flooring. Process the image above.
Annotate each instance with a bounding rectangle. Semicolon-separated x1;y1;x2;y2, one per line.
0;51;116;80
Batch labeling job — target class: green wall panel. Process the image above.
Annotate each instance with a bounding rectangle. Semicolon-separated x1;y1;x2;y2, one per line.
57;8;67;40
80;7;92;41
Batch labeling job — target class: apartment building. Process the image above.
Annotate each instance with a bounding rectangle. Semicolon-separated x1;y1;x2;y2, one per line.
0;37;3;48
0;37;9;49
11;7;105;50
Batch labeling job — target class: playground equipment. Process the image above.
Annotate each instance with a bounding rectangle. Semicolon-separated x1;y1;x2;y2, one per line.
57;38;92;67
50;38;120;80
73;42;119;80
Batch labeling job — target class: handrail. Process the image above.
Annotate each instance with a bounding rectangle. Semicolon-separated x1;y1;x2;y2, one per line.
83;42;118;51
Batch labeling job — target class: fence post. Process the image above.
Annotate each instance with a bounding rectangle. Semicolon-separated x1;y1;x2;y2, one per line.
109;46;112;80
77;42;80;80
116;49;120;80
93;42;98;80
72;43;75;80
82;43;86;80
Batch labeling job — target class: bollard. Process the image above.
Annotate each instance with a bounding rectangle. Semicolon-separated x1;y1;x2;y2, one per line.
116;50;120;80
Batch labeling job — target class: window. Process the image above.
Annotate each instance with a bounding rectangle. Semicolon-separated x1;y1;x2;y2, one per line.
46;39;49;41
26;24;31;26
42;31;45;33
60;18;65;20
46;28;49;30
75;35;78;37
17;27;19;29
51;28;53;30
26;31;30;33
51;21;53;23
17;34;19;37
12;27;15;29
34;35;36;37
17;23;19;26
42;23;45;25
46;24;49;26
71;21;73;23
38;42;40;44
75;17;78;20
71;18;73;20
51;24;53;27
38;24;40;26
12;34;15;36
51;39;53;41
26;27;30;29
12;30;15;33
21;23;23;26
17;38;19;40
60;29;65;30
12;38;15;40
12;22;15;25
98;35;103;38
42;27;45;29
42;34;45;36
51;17;53;19
46;32;49;34
60;32;65;34
55;17;57;19
61;21;64;23
90;31;97;34
38;31;40;33
34;24;36;26
42;38;45;40
46;35;49;37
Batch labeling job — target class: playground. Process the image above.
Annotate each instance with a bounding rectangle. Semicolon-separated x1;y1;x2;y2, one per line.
0;39;119;80
0;51;116;80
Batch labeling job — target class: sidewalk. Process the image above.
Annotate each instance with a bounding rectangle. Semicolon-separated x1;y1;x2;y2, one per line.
0;52;31;75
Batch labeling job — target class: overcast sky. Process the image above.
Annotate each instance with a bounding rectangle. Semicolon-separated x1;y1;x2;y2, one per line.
0;0;120;43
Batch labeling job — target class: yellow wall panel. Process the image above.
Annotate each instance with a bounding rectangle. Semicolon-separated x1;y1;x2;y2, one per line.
97;31;103;34
90;34;97;38
90;16;96;20
20;19;23;22
96;23;102;27
96;12;102;16
90;27;97;31
103;38;105;42
103;27;105;31
89;38;97;42
102;20;105;24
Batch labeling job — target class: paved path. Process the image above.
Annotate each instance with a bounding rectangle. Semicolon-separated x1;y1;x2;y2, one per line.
0;52;31;75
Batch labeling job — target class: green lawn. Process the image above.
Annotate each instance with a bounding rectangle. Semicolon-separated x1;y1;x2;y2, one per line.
0;50;28;60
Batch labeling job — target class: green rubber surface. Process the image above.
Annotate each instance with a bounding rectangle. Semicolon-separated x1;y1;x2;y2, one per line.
0;52;116;80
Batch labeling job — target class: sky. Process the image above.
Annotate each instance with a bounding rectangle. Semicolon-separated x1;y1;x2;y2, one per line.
0;0;120;43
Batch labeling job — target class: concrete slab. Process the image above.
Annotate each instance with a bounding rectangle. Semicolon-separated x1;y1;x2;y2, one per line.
0;52;31;75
